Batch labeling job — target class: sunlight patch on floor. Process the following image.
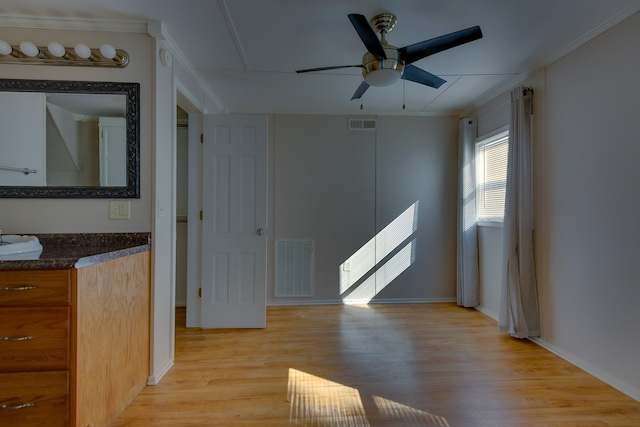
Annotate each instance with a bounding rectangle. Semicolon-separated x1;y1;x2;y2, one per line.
373;395;450;426
287;368;449;426
288;368;370;426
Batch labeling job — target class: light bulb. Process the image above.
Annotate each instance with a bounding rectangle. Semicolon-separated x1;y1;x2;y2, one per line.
0;40;12;55
363;69;402;87
19;41;40;57
47;42;67;58
99;43;116;59
74;43;92;59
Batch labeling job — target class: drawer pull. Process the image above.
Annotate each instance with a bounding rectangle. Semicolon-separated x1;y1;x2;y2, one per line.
1;402;35;410
1;336;36;341
1;285;37;291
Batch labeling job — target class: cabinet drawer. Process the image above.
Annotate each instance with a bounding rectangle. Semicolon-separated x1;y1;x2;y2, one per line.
0;370;69;427
0;270;70;305
0;307;70;371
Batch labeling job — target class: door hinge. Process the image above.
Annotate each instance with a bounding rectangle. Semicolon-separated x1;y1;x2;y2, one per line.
200;133;203;143
199;210;203;220
198;288;202;298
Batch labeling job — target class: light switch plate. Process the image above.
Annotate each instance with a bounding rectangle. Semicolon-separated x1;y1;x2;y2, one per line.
109;200;130;220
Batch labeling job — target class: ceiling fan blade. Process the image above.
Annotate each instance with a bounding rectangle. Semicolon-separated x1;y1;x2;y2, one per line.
348;14;386;58
402;65;446;89
296;64;363;73
399;26;483;65
351;81;370;100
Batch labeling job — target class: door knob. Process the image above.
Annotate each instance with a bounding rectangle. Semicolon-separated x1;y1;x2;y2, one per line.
256;228;265;236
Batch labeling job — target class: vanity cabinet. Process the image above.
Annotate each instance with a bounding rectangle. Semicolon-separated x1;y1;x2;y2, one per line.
0;251;150;427
0;269;71;427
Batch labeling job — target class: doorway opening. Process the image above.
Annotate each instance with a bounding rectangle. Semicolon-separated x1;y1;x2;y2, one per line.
175;105;189;308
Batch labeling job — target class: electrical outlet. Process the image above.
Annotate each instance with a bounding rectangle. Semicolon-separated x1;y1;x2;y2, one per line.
343;260;351;272
109;200;130;220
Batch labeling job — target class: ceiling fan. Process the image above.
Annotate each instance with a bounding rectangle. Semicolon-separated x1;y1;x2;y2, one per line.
296;13;483;100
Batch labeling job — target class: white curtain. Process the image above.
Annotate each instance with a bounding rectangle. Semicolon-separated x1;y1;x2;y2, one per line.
499;87;540;338
456;118;479;307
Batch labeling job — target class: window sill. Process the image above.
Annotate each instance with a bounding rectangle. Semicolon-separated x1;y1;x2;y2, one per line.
477;220;503;228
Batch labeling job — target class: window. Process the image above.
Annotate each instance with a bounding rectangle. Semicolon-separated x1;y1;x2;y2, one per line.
476;129;509;222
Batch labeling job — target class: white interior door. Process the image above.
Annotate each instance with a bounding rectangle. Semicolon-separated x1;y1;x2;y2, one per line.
201;114;268;328
99;117;127;186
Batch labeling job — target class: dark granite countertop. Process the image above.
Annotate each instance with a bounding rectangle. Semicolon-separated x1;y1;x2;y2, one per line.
0;233;151;270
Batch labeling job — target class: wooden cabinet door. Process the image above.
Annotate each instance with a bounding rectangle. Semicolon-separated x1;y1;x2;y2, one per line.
0;270;70;305
0;307;70;371
0;370;69;427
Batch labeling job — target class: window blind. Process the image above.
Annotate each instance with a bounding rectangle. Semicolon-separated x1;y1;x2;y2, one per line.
476;132;509;221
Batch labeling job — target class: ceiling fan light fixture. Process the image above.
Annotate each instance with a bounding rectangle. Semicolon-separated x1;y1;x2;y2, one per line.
362;49;404;87
364;68;401;86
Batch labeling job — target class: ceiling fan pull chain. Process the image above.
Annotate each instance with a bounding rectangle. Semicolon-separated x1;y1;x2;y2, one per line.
360;76;364;110
402;79;406;110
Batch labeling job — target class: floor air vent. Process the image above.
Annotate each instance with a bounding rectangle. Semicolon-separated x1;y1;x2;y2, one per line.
276;239;314;297
348;118;377;131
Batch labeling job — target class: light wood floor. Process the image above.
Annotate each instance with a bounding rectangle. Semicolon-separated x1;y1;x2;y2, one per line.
113;303;640;426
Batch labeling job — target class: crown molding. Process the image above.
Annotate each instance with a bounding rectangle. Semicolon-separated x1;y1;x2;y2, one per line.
0;13;147;33
543;0;640;68
147;20;226;114
466;0;640;115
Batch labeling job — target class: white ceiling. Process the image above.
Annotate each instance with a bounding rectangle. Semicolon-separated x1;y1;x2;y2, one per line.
1;0;639;116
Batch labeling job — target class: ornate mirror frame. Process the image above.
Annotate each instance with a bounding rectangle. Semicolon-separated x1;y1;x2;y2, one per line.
0;79;140;198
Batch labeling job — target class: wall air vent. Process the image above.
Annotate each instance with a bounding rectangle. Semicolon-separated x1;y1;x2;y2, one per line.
276;239;314;297
348;118;377;131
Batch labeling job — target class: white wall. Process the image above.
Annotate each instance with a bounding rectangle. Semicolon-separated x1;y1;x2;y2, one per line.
376;116;459;300
148;37;176;384
477;225;502;318
273;115;375;302
539;10;640;399
272;114;459;303
471;10;640;400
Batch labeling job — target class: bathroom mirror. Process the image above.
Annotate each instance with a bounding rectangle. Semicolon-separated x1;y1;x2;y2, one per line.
0;79;140;198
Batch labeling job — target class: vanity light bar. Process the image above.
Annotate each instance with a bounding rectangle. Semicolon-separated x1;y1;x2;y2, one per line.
0;40;129;67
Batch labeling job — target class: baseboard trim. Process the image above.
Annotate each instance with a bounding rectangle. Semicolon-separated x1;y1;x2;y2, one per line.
475;305;499;321
267;298;456;306
473;305;639;403
529;337;640;403
147;358;174;386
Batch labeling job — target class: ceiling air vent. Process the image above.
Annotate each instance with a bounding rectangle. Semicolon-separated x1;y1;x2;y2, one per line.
348;118;377;131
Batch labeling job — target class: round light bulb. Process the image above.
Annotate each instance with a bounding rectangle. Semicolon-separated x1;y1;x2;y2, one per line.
74;43;92;59
99;43;116;59
0;40;12;55
47;41;66;58
19;41;40;57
